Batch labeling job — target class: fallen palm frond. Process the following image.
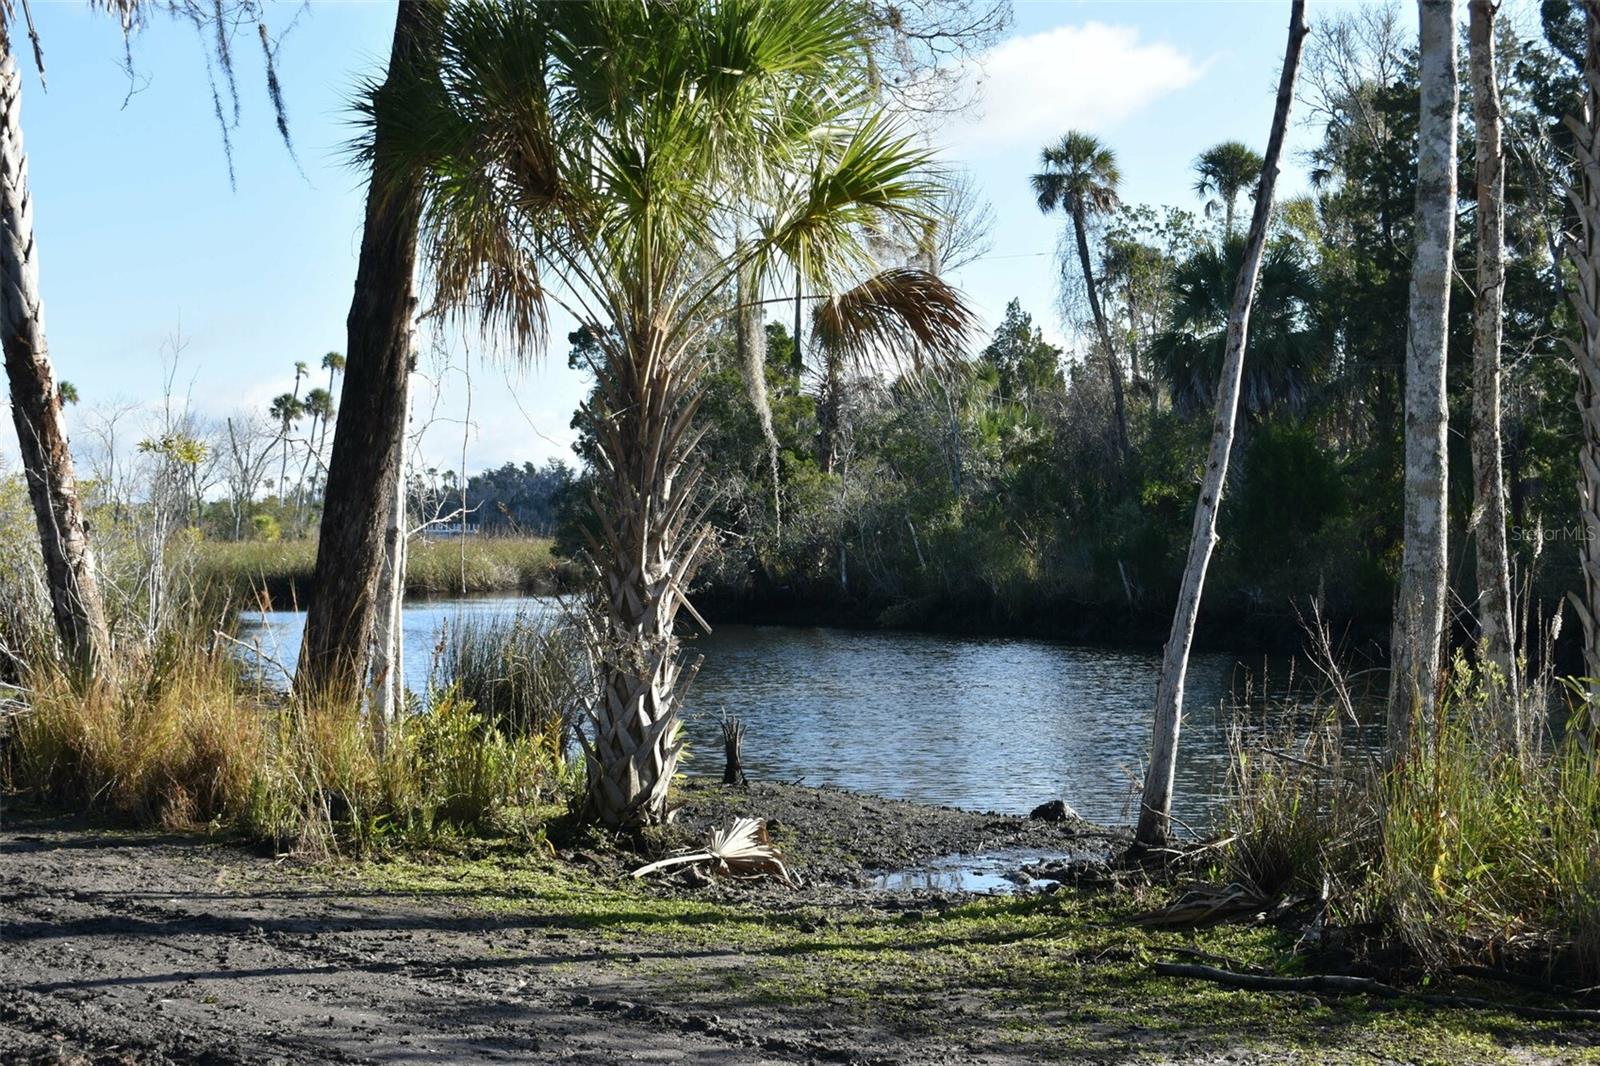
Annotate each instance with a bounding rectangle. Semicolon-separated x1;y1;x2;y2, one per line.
631;816;796;886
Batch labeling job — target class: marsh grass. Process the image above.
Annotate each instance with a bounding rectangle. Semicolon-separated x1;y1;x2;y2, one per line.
4;536;578;852
193;535;569;608
1219;652;1600;983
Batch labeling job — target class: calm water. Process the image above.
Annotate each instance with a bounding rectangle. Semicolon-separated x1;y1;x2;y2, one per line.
239;596;1278;827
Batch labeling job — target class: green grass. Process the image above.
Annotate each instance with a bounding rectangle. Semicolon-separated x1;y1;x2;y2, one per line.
349;846;1600;1063
192;535;573;607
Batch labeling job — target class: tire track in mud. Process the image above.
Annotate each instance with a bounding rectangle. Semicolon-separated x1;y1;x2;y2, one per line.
1;826;890;1064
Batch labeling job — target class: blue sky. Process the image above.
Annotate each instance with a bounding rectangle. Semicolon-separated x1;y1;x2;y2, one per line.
8;0;1425;477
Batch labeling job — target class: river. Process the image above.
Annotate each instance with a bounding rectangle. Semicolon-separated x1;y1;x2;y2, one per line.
239;595;1297;828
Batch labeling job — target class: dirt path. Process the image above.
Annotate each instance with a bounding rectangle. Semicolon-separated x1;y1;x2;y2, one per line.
0;819;867;1065
3;791;1592;1065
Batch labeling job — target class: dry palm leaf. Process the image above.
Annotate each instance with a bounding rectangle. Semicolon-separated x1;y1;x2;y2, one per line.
631;817;796;887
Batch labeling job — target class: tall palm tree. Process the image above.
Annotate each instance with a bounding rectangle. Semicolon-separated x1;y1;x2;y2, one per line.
1;12;114;674
1192;141;1265;237
376;0;973;826
1032;131;1129;457
298;386;335;511
300;0;439;703
269;392;304;508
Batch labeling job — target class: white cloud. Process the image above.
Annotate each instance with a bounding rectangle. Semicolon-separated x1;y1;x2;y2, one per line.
939;23;1207;154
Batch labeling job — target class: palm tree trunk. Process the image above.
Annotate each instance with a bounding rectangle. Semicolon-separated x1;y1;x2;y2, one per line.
1072;204;1130;458
1468;0;1520;748
1565;0;1600;725
818;347;841;475
580;328;711;827
1135;0;1307;849
1389;0;1459;757
298;0;437;703
0;40;110;676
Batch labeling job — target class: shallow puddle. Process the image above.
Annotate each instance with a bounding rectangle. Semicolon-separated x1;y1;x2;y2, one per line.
868;851;1078;894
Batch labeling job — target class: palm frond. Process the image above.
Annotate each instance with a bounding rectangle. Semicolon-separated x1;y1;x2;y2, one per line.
811;267;976;376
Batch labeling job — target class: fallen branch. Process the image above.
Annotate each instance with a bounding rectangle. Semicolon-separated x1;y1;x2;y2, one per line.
1155;962;1600;1023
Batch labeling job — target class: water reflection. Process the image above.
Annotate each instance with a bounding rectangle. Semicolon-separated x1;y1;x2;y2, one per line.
239;596;1301;827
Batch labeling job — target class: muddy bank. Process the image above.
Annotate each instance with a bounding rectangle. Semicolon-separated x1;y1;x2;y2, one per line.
2;787;1591;1065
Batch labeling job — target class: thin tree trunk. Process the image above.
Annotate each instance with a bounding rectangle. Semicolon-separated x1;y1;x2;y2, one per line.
1134;0;1307;849
580;326;712;827
818;347;841;475
1388;0;1459;756
735;246;781;526
1468;0;1521;747
1564;0;1600;723
1072;205;1131;458
298;0;437;703
0;39;110;677
370;356;411;729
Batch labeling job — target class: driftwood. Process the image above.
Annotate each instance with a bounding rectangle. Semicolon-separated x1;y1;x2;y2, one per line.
1155;962;1600;1024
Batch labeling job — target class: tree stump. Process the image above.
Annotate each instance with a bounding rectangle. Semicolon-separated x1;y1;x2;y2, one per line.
722;716;748;786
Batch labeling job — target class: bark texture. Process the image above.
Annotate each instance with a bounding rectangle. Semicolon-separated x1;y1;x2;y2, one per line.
1134;0;1307;848
1388;0;1459;754
1565;0;1600;718
1072;205;1131;459
298;0;436;702
0;38;110;676
579;326;712;826
1467;0;1520;743
369;350;412;727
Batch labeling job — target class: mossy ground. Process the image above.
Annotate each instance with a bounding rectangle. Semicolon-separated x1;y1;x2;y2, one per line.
345;838;1600;1064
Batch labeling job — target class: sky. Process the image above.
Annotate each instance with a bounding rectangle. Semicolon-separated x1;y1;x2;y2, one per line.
5;0;1444;479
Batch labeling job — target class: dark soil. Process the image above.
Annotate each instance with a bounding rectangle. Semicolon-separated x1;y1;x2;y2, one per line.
1;783;1589;1065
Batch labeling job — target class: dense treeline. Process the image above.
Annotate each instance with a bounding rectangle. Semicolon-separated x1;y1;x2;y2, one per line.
582;4;1582;659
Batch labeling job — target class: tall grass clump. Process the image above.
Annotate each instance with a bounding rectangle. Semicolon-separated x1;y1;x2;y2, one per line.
8;613;267;828
242;686;562;855
1380;656;1600;980
1218;648;1600;984
430;607;586;749
1219;708;1379;899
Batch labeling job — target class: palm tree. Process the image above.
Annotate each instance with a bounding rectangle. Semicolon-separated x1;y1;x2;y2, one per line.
1032;131;1129;457
298;387;335;512
300;0;438;704
1;18;110;674
269;392;304;509
1150;238;1325;419
376;0;973;826
1192;141;1265;237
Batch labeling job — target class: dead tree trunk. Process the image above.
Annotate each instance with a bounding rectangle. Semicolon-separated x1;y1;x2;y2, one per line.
1467;0;1521;747
0;37;110;677
369;346;413;730
722;716;748;786
1134;0;1307;849
298;0;437;703
1389;0;1459;756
